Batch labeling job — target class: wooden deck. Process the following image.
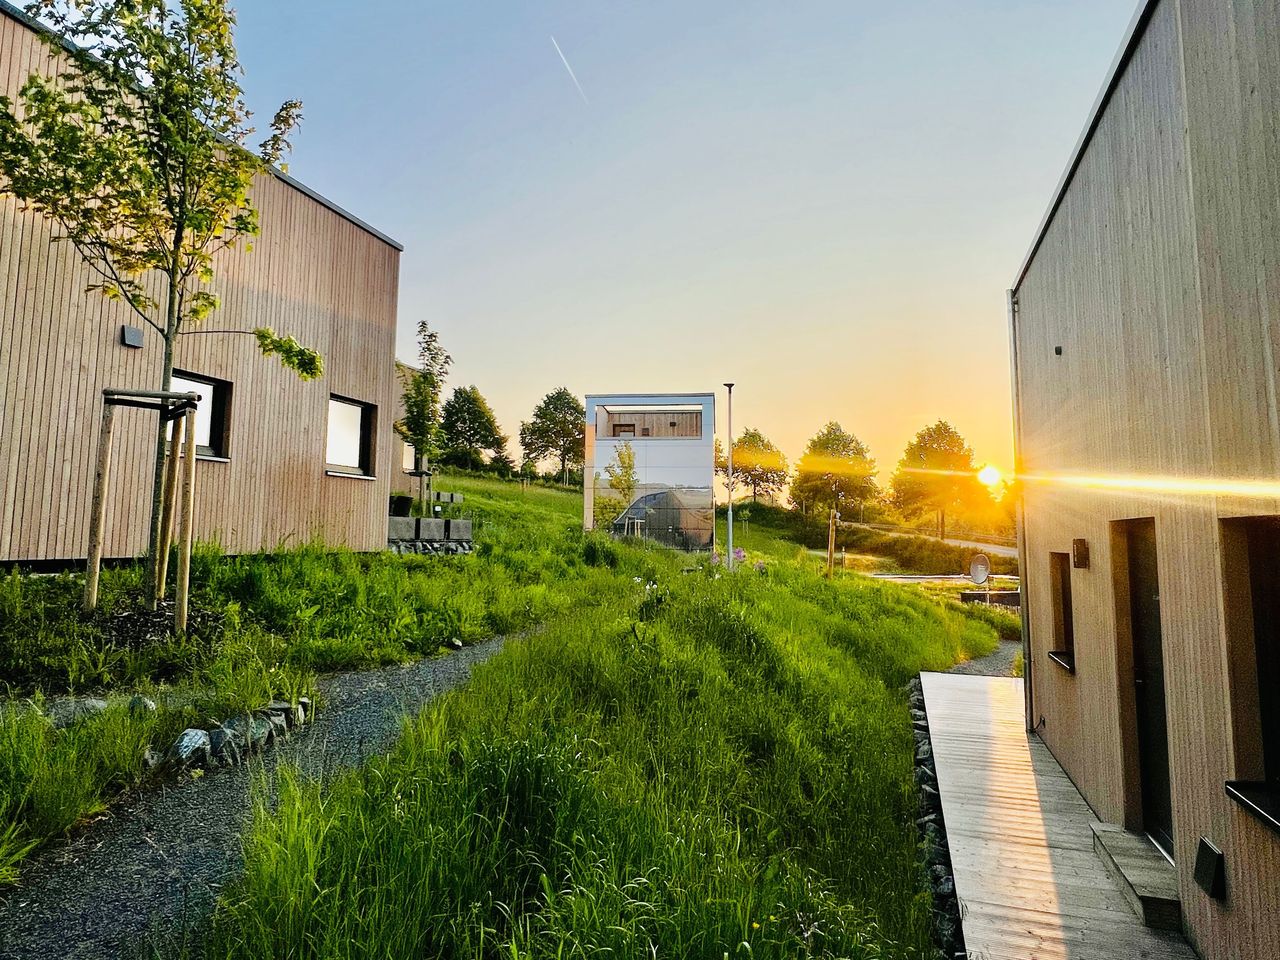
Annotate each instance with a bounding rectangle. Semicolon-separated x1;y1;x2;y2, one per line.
920;673;1195;960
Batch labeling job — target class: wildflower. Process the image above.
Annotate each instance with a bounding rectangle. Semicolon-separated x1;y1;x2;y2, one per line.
710;552;722;566
751;921;760;930
733;547;746;562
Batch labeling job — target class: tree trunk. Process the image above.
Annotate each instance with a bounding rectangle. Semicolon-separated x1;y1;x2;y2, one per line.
146;269;181;607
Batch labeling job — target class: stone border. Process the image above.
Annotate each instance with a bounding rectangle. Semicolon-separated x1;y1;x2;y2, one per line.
40;694;312;773
907;675;966;960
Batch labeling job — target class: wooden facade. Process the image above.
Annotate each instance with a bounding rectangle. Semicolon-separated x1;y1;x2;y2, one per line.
1011;0;1280;956
0;5;402;561
603;410;702;439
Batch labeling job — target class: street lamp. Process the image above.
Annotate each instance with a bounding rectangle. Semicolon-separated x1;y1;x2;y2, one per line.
724;382;734;570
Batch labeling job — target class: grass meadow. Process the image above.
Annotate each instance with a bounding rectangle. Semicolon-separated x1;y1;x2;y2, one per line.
197;483;995;959
4;477;1000;957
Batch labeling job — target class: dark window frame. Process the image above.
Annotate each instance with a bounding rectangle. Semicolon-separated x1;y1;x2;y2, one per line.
170;369;232;459
326;394;377;477
1048;551;1076;673
611;423;636;437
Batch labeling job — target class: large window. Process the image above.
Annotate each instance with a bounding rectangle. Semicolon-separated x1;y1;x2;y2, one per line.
1049;551;1075;672
326;396;375;476
169;370;231;458
1243;520;1280;782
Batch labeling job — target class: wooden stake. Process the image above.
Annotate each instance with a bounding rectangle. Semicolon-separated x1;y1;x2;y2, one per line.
155;414;184;601
84;402;117;611
826;507;836;578
175;408;198;633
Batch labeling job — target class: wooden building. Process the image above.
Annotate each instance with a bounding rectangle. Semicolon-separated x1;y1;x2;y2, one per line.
1010;0;1280;955
0;2;402;562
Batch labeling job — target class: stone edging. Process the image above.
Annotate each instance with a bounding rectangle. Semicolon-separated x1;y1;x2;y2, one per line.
907;675;966;960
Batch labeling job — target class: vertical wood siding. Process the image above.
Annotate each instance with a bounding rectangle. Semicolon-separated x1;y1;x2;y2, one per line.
0;12;400;561
1013;1;1280;956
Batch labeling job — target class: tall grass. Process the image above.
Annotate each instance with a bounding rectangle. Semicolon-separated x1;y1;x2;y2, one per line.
205;524;996;959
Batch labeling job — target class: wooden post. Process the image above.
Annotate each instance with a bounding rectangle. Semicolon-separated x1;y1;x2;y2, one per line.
155;414;184;601
826;507;836;578
175;408;197;633
83;402;117;611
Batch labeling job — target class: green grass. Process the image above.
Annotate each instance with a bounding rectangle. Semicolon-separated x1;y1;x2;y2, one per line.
0;477;593;882
730;504;1018;577
199;495;996;959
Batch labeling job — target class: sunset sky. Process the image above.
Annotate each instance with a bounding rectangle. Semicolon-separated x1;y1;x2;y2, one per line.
234;1;1137;477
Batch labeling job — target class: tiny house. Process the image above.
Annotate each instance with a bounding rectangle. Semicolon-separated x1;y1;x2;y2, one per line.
583;393;715;550
0;1;402;562
1010;0;1280;955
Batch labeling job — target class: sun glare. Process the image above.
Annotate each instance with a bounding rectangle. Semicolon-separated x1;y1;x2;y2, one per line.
977;464;1002;488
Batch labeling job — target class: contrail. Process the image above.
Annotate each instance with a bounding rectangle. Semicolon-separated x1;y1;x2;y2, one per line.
550;35;589;105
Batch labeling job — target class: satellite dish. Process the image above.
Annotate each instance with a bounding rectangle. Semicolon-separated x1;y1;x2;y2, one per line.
969;553;991;585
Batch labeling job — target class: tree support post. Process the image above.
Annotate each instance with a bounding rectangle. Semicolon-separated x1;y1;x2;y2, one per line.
83;403;117;611
155;414;185;600
175;408;198;633
826;507;836;578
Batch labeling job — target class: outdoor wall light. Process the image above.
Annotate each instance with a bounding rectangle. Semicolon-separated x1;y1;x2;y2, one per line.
120;324;144;349
1072;538;1089;569
1194;837;1226;900
1054;345;1063;356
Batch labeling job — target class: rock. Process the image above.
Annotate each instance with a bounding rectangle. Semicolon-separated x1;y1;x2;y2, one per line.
445;637;463;651
47;697;108;728
936;876;955;898
165;729;211;768
143;747;163;771
296;697;311;725
256;710;288;741
264;700;295;729
913;765;936;786
915;741;933;762
209;727;243;765
225;714;273;752
128;695;157;715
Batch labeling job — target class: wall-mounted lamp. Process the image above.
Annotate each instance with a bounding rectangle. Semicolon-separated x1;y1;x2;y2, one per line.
120;325;144;349
1072;538;1089;569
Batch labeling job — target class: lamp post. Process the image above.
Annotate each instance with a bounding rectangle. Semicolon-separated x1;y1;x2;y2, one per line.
724;382;734;570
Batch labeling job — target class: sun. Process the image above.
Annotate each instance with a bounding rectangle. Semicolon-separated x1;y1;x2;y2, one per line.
977;464;1003;488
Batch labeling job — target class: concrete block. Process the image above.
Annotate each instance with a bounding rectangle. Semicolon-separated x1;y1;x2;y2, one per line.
387;516;416;541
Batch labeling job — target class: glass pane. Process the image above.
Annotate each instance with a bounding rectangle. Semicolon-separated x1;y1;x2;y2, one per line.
402;441;415;471
170;374;214;449
327;398;364;469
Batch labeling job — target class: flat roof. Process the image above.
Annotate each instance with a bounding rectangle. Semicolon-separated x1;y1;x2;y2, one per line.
0;0;403;252
1011;0;1158;293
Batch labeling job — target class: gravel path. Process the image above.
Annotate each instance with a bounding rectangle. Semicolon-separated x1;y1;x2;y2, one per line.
0;637;504;960
949;638;1021;677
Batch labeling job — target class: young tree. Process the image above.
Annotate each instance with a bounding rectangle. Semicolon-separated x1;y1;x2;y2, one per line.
519;387;585;485
604;441;637;506
0;0;319;602
395;320;450;505
791;422;877;515
890;420;984;540
440;385;504;471
716;427;788;502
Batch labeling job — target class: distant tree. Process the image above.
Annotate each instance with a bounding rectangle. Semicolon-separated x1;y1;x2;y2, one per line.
396;320;451;504
791;422;877;515
440;385;504;471
0;0;316;601
604;441;638;506
890;420;984;540
519;388;585;485
488;448;516;477
717;428;788;502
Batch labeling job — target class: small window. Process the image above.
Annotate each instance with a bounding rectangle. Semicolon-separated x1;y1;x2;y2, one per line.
612;423;635;437
327;396;376;476
402;440;416;472
170;370;231;458
1049;551;1075;672
641;427;651;437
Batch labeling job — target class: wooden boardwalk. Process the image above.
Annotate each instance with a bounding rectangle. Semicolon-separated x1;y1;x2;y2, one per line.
920;673;1195;960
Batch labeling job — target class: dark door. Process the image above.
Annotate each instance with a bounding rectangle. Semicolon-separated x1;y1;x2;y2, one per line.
1128;520;1174;859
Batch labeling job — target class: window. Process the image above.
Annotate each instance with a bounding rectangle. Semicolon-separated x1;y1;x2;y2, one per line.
1243;520;1280;782
403;440;416;472
612;423;635;437
169;370;231;458
1049;551;1075;671
326;396;375;476
1222;517;1280;835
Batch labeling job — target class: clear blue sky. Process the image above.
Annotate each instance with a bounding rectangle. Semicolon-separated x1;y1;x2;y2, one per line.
235;0;1137;475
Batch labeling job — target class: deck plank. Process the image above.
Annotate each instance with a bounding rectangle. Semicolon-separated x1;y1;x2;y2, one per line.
920;673;1196;960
